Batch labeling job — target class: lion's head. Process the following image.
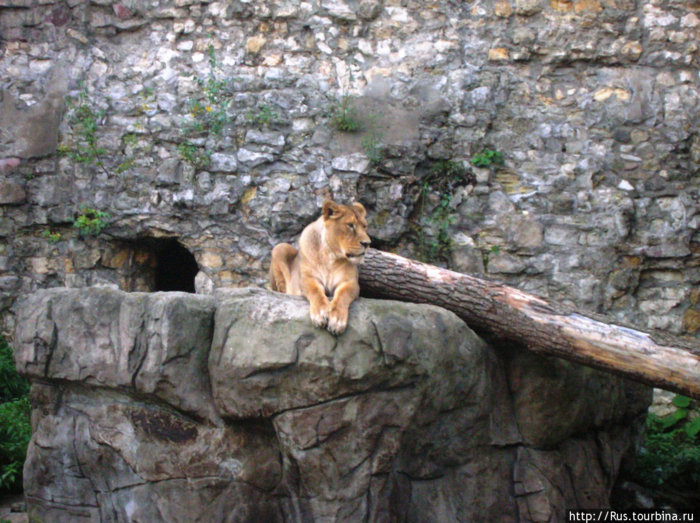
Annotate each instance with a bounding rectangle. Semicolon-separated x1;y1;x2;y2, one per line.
322;200;371;264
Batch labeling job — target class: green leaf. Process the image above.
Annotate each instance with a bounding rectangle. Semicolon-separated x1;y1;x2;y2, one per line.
471;149;504;168
0;339;31;493
659;408;688;430
685;416;700;438
672;395;692;408
0;337;30;403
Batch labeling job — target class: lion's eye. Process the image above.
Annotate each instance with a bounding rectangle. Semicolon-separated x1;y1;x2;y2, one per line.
347;223;355;231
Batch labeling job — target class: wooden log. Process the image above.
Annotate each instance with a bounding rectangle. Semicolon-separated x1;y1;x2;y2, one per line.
358;249;700;400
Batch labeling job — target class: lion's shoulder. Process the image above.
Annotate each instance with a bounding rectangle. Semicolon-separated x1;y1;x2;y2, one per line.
298;217;326;265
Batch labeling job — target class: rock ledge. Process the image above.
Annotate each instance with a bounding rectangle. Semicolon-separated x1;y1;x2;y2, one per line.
14;288;650;522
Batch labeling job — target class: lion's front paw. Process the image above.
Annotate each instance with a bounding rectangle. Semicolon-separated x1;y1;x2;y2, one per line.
309;302;330;329
327;305;348;335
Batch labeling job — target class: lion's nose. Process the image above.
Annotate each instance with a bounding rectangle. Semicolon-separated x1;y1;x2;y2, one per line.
361;240;370;248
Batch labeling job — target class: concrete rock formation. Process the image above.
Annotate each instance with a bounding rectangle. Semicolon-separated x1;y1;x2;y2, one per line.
14;288;650;522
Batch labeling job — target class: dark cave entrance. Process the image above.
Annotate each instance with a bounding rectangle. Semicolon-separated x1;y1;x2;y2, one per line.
113;237;199;293
153;238;199;293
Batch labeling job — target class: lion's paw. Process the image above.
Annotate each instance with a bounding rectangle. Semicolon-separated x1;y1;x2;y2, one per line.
309;303;330;329
327;307;348;335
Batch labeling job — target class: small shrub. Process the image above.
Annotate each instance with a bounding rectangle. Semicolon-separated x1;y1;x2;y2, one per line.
177;142;211;170
139;86;154;99
419;192;455;262
122;133;139;147
41;230;62;244
471;149;504;168
59;83;108;173
182;45;232;137
246;104;280;128
426;160;474;191
481;244;501;270
331;94;363;133
413;160;474;263
627;395;700;505
0;338;28;404
362;131;384;166
0;397;31;492
73;206;111;236
115;158;136;174
0;336;31;494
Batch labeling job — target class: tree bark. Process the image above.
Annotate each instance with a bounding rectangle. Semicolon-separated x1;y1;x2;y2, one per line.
359;249;700;400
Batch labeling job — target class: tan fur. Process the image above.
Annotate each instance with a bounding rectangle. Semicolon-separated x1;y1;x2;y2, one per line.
269;199;371;334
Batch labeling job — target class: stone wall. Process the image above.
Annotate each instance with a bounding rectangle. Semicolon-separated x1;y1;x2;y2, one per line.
14;288;651;522
1;0;699;339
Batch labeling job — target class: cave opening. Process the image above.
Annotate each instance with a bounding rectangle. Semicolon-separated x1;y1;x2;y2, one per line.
111;237;199;293
154;238;199;293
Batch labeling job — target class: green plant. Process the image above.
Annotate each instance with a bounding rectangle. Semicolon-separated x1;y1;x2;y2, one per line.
362;131;384;166
414;184;455;263
426;160;474;191
123;133;139;147
177;45;232;171
657;395;700;437
627;395;700;504
58;83;108;174
413;160;474;262
0;396;31;492
177;142;211;170
73;206;111;236
471;149;504;168
182;44;231;137
139;86;154;99
136;85;156;115
60;86;150;178
247;104;280;128
481;244;500;269
115;158;136;174
422;192;455;262
0;336;31;494
41;230;62;244
116;134;143;175
331;93;363;133
0;337;29;405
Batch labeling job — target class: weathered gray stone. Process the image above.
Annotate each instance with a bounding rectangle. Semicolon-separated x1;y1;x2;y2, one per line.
13;287;649;522
488;252;526;274
357;0;383;21
244;129;285;149
15;288;219;421
0;157;20;173
321;0;356;21
209;152;238;172
209;288;508;419
236;148;274;167
503;346;651;449
0;67;67;159
23;384;283;523
450;243;486;274
331;153;370;174
0;178;26;205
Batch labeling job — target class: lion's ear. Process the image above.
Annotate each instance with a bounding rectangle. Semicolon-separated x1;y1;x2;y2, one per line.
322;200;341;220
352;202;366;218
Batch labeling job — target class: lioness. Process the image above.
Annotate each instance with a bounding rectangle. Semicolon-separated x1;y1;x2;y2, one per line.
269;199;371;335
